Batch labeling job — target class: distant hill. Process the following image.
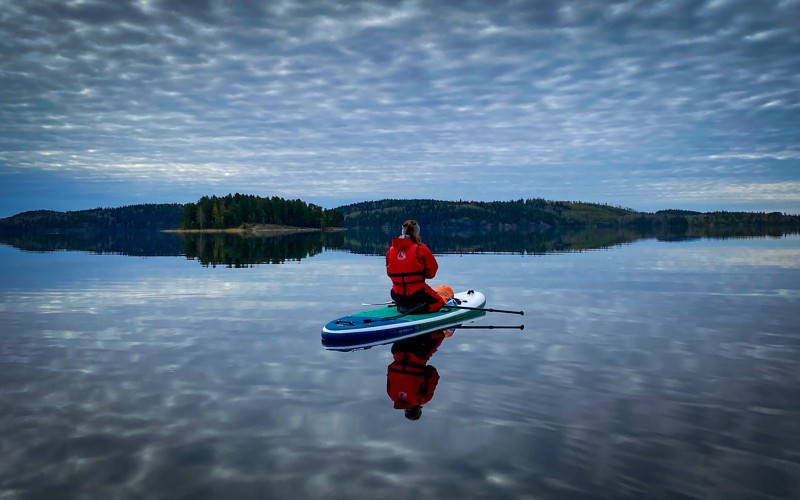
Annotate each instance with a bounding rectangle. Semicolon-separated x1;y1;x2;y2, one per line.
0;204;183;235
2;197;798;237
0;194;343;235
336;198;800;231
336;198;637;229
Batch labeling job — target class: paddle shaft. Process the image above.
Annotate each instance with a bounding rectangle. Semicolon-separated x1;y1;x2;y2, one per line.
445;304;525;316
455;324;524;330
362;301;525;316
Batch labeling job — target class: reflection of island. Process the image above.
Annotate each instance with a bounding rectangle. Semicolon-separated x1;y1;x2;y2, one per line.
0;229;185;256
179;232;344;267
2;224;797;262
387;329;452;421
341;225;798;255
0;230;345;267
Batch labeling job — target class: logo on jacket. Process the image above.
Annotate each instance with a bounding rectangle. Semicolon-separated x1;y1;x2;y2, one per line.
398;391;408;400
397;251;407;260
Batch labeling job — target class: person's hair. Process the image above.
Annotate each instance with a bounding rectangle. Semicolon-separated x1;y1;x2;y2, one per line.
402;220;421;244
404;405;422;421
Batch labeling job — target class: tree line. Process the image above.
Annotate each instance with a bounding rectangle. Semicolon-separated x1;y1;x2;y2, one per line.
337;199;800;231
337;198;642;228
2;196;797;236
180;193;344;230
0;204;184;235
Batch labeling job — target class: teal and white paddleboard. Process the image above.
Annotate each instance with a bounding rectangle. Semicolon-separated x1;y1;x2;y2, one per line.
321;290;486;350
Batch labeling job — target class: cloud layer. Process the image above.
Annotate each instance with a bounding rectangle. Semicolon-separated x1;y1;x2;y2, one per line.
1;0;799;214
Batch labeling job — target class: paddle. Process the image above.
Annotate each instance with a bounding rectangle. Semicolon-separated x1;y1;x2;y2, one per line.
361;301;524;316
382;303;426;320
453;324;524;330
443;304;524;316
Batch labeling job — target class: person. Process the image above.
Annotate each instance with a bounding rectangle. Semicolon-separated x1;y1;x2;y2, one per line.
385;220;446;314
387;330;452;420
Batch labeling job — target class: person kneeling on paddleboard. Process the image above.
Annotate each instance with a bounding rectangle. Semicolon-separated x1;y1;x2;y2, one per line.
386;220;446;314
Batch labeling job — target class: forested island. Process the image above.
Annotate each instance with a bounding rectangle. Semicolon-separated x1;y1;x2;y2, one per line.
180;193;344;231
1;195;799;237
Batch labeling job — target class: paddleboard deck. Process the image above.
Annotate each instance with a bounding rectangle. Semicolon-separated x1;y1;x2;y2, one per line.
321;290;486;350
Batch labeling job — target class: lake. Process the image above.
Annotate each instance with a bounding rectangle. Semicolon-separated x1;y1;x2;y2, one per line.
1;231;799;499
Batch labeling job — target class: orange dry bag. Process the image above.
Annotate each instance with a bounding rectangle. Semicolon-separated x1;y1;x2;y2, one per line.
434;285;455;303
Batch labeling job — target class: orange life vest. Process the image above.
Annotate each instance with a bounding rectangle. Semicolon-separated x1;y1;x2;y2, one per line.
386;242;427;295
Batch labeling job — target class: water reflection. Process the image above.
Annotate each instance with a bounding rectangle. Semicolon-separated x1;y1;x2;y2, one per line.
342;226;796;255
180;232;343;267
0;230;345;267
1;226;795;263
387;330;453;420
0;229;184;256
0;238;799;499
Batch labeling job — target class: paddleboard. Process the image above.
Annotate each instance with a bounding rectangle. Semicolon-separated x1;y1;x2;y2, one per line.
321;290;486;350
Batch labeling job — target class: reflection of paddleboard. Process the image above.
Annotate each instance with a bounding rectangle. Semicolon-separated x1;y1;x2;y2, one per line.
321;290;486;350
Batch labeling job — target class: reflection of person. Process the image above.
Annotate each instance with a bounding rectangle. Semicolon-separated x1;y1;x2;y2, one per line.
386;220;446;314
387;330;452;420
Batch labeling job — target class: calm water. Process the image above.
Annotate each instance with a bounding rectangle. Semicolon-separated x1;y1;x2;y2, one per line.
1;234;799;499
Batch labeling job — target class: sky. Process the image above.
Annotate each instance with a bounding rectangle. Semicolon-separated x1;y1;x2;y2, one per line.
1;0;799;217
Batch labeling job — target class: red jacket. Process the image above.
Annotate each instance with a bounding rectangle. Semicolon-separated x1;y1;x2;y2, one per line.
387;331;445;409
385;237;439;296
387;363;439;409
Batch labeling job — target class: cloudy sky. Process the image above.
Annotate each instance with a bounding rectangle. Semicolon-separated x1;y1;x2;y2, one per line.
1;0;799;216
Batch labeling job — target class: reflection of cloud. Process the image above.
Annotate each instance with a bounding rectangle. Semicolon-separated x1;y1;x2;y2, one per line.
0;0;798;212
652;246;800;272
